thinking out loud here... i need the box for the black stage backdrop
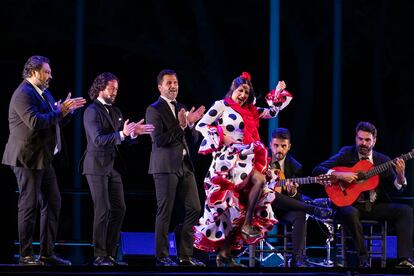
[0,0,413,263]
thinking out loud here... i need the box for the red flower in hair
[240,71,251,81]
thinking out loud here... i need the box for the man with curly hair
[83,72,154,266]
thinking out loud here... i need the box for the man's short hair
[22,55,50,79]
[355,121,377,138]
[157,69,177,85]
[271,127,291,141]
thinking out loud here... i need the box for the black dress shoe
[155,257,178,266]
[396,258,414,268]
[216,254,246,267]
[241,224,261,239]
[227,257,246,267]
[359,260,370,268]
[179,256,206,267]
[19,255,44,266]
[93,256,114,266]
[107,256,128,266]
[312,207,333,220]
[40,255,72,266]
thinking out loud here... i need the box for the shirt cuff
[394,178,407,190]
[119,131,125,141]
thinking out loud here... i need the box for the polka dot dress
[193,99,287,252]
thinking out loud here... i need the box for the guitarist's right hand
[332,171,358,183]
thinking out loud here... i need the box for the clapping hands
[122,119,154,137]
[177,105,206,129]
[57,92,87,117]
[178,109,187,128]
[133,119,155,135]
[187,105,206,124]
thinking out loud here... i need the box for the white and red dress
[194,92,292,252]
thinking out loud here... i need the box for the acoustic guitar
[325,149,414,207]
[269,169,333,193]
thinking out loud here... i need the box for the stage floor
[0,265,412,276]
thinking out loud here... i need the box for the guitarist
[312,121,413,268]
[270,128,332,267]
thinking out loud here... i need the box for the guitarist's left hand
[393,158,406,184]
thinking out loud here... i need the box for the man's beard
[275,152,285,161]
[104,96,116,105]
[357,145,371,155]
[37,78,50,90]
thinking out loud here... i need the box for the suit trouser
[337,202,413,260]
[85,168,126,257]
[273,193,309,256]
[153,158,201,258]
[11,165,61,257]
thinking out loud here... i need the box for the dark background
[1,0,413,263]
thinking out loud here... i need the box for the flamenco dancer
[194,72,292,267]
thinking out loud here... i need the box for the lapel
[25,80,52,112]
[95,99,119,131]
[285,154,301,177]
[372,151,381,166]
[158,97,178,123]
[283,156,291,177]
[158,97,190,151]
[352,147,360,163]
[42,90,56,111]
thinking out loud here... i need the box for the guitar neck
[366,151,414,178]
[277,176,318,187]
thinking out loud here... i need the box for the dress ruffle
[194,141,277,252]
[198,126,224,155]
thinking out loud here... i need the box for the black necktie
[274,161,281,170]
[42,92,61,153]
[171,101,179,119]
[272,161,282,174]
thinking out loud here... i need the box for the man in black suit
[269,128,332,267]
[145,69,206,266]
[313,121,413,268]
[83,72,154,266]
[2,55,86,265]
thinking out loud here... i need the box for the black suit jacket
[283,154,303,179]
[312,145,400,203]
[2,80,66,169]
[82,99,134,176]
[145,97,196,174]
